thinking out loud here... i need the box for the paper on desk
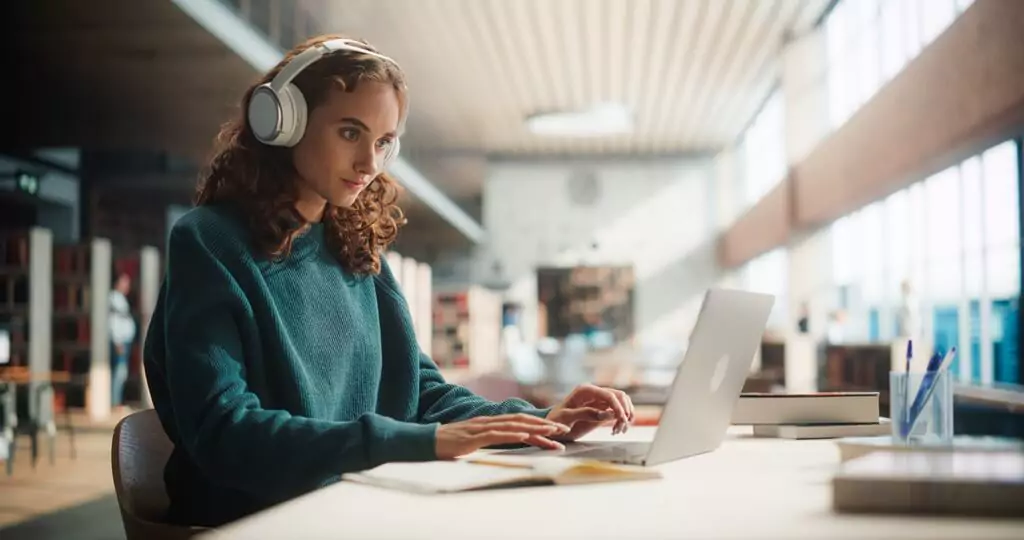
[342,455,654,494]
[343,460,544,494]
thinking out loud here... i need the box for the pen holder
[889,370,954,445]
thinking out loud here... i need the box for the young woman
[144,34,634,527]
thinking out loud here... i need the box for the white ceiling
[326,0,830,157]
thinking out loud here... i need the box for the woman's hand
[434,413,571,459]
[546,384,635,441]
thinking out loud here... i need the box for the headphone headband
[269,39,399,93]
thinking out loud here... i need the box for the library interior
[2,0,1024,538]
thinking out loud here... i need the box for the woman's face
[291,81,401,220]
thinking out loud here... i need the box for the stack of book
[732,392,891,439]
[832,448,1024,516]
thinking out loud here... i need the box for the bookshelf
[51,238,111,420]
[536,265,635,343]
[431,286,503,380]
[0,228,52,419]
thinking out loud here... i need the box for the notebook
[341,455,662,494]
[753,418,891,440]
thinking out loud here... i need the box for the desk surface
[203,427,1022,540]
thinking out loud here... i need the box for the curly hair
[194,34,407,275]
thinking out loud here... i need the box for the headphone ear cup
[277,83,308,147]
[248,84,282,144]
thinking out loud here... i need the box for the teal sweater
[144,205,547,527]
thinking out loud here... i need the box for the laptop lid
[642,288,774,466]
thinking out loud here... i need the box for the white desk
[202,427,1023,540]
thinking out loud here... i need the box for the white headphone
[247,39,403,169]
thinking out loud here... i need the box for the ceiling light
[525,103,633,137]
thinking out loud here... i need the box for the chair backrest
[111,409,207,540]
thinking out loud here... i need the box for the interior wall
[480,158,719,347]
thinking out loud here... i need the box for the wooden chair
[111,409,209,540]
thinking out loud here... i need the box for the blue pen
[902,340,913,433]
[903,347,956,438]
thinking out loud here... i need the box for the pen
[904,347,956,438]
[900,350,941,437]
[902,340,912,433]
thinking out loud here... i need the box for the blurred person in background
[108,272,135,411]
[896,279,920,339]
[144,34,634,527]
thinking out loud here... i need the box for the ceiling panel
[325,0,830,156]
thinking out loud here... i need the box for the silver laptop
[499,288,774,466]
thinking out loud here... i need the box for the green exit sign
[15,171,39,196]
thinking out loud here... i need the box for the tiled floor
[1,411,128,539]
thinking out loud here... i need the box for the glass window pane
[908,182,928,294]
[886,190,911,295]
[926,167,963,263]
[854,0,880,33]
[987,247,1021,299]
[921,0,956,45]
[965,253,984,297]
[833,216,854,285]
[982,141,1021,249]
[862,203,885,303]
[903,0,922,60]
[880,1,907,81]
[828,63,849,128]
[827,1,850,65]
[929,261,962,303]
[858,26,881,104]
[961,157,984,254]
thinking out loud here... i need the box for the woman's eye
[339,128,359,141]
[376,138,394,151]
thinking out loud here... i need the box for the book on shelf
[0,231,34,370]
[752,418,891,440]
[832,450,1024,517]
[731,392,879,425]
[342,455,661,494]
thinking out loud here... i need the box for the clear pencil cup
[889,370,954,445]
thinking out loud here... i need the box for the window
[921,0,957,45]
[746,248,789,327]
[741,90,785,207]
[826,0,969,131]
[880,1,907,82]
[829,139,1022,383]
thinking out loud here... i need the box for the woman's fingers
[466,421,569,436]
[472,413,569,431]
[555,407,615,424]
[523,433,565,451]
[579,385,629,431]
[471,430,531,448]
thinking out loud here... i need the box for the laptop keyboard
[567,443,650,462]
[497,442,650,463]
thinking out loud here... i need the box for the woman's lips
[343,178,368,189]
